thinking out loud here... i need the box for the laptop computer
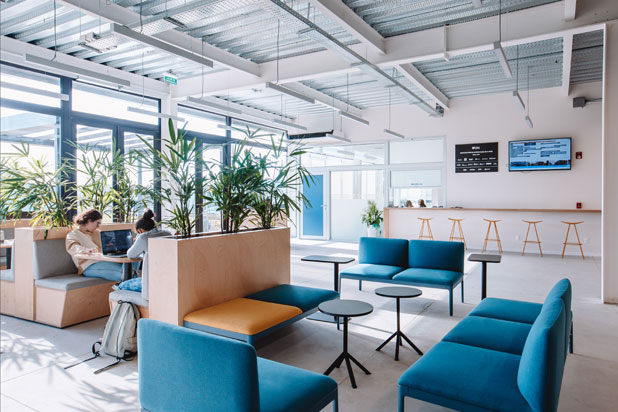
[100,229,133,257]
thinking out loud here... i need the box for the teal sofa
[398,279,572,412]
[339,238,465,315]
[139,319,338,412]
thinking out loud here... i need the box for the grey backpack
[64,300,140,374]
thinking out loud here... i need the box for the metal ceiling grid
[413,37,563,98]
[570,30,603,85]
[218,88,334,117]
[342,0,560,37]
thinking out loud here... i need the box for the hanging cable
[52,0,58,60]
[516,45,519,91]
[527,66,530,116]
[499,0,502,43]
[276,19,280,84]
[200,38,205,99]
[388,87,392,129]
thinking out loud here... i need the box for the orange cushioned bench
[183,284,339,345]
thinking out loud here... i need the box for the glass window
[72,82,158,125]
[177,105,226,135]
[202,146,222,233]
[392,188,442,208]
[1,108,59,172]
[302,144,385,167]
[331,170,384,241]
[124,131,155,211]
[391,169,442,187]
[389,139,444,164]
[0,64,62,108]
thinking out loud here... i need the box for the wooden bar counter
[384,207,601,256]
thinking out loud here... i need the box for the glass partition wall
[300,138,445,241]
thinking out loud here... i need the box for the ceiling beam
[174,1,616,99]
[396,63,449,109]
[562,33,574,96]
[57,0,260,76]
[565,0,577,21]
[307,0,386,55]
[284,82,364,117]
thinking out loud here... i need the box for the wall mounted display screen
[455,142,498,173]
[509,138,571,171]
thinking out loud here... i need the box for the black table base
[324,317,370,389]
[375,297,423,360]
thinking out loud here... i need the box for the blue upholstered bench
[184,284,339,345]
[340,238,465,315]
[139,319,338,412]
[398,279,572,412]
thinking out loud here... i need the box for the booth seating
[184,284,339,345]
[32,238,115,328]
[139,319,338,412]
[0,241,16,316]
[398,279,572,412]
[339,238,464,316]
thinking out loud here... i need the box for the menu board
[455,142,499,173]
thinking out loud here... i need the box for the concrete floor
[1,239,617,411]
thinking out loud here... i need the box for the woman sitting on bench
[66,209,129,282]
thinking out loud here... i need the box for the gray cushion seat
[1,269,14,282]
[109,289,148,307]
[35,274,113,291]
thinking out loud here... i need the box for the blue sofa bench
[139,319,338,412]
[339,238,465,315]
[184,284,339,345]
[398,278,572,412]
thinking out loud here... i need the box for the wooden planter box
[148,227,291,326]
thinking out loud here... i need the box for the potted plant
[361,200,383,237]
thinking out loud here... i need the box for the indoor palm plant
[361,200,383,237]
[71,143,116,219]
[134,119,204,237]
[0,142,75,232]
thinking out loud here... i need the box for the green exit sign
[164,75,177,85]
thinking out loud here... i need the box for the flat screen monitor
[509,138,571,171]
[100,229,133,254]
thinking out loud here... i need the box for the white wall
[301,82,603,210]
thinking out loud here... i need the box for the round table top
[375,286,423,299]
[318,299,373,317]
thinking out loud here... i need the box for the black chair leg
[449,289,453,316]
[570,322,574,354]
[358,280,362,290]
[461,279,464,303]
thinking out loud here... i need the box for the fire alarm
[575,152,582,159]
[576,202,582,209]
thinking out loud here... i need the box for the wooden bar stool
[522,220,543,257]
[482,219,502,254]
[448,218,466,249]
[418,218,434,240]
[561,221,585,259]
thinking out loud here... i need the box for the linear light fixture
[112,24,214,68]
[325,133,350,143]
[127,106,186,122]
[513,91,525,111]
[265,82,315,105]
[339,111,370,126]
[384,129,406,139]
[1,81,69,101]
[186,97,242,114]
[524,115,533,129]
[493,42,512,78]
[25,54,131,87]
[273,118,308,131]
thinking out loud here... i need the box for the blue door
[302,174,324,237]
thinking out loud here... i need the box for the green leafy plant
[0,142,75,230]
[71,143,116,219]
[249,133,312,230]
[361,200,383,228]
[113,149,154,223]
[134,119,203,237]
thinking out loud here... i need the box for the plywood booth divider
[148,227,291,326]
[5,224,136,327]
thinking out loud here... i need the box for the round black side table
[318,299,373,389]
[375,287,424,360]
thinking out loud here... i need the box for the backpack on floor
[64,300,140,374]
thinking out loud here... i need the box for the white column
[602,22,618,304]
